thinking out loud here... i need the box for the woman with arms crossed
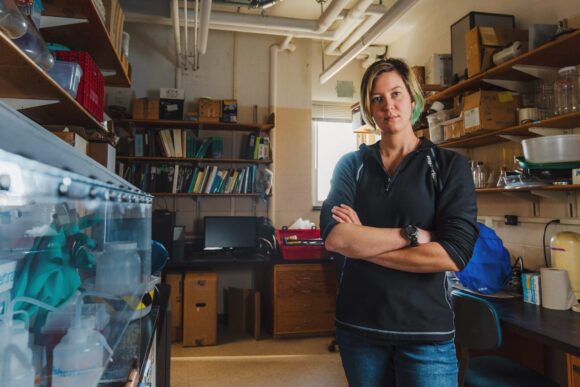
[320,58,478,387]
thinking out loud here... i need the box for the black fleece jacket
[320,139,478,343]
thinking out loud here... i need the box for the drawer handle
[573,365,580,373]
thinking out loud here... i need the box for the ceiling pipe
[199,0,212,54]
[324,0,375,55]
[316,0,350,33]
[270,36,296,114]
[320,0,419,84]
[338,13,379,53]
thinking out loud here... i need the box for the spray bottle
[0,296,56,387]
[51,293,112,387]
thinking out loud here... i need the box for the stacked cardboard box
[166,273,184,342]
[462,90,516,135]
[466,26,528,77]
[102,0,125,58]
[183,271,217,346]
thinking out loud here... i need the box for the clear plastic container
[95,242,142,297]
[0,319,35,387]
[535,81,554,119]
[426,109,452,144]
[47,61,83,98]
[0,0,27,39]
[554,66,578,115]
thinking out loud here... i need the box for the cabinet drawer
[568,354,580,387]
[277,292,335,313]
[275,310,335,334]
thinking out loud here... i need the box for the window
[312,102,357,207]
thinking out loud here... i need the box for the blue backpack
[456,223,512,294]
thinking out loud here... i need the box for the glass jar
[554,66,578,115]
[535,81,554,119]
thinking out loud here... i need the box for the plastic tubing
[3,296,57,326]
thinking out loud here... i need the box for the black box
[451,12,515,81]
[153,210,176,258]
[159,98,184,120]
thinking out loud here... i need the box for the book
[173,129,183,157]
[134,133,144,157]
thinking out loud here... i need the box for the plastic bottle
[51,298,107,387]
[0,0,27,39]
[96,241,142,297]
[0,319,34,387]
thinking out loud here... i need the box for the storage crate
[275,228,326,260]
[54,51,104,121]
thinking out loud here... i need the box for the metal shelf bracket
[40,16,88,29]
[0,98,59,110]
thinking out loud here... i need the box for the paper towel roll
[540,268,577,310]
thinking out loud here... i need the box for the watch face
[405,225,417,235]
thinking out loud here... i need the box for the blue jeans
[336,327,458,387]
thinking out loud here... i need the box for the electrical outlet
[504,215,519,226]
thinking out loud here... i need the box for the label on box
[166,103,178,112]
[160,88,185,100]
[573,168,580,185]
[0,260,17,293]
[498,92,514,103]
[464,107,480,129]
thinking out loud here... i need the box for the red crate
[54,51,104,121]
[275,228,326,260]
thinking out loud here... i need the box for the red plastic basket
[275,228,326,260]
[54,51,104,121]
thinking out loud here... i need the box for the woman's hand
[331,204,362,225]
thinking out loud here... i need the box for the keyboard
[188,249,235,260]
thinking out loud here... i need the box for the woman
[320,58,478,387]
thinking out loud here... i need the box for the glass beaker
[554,66,578,115]
[535,81,554,119]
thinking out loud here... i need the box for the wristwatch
[403,225,419,247]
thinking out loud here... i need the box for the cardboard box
[462,91,516,134]
[183,271,217,346]
[53,132,88,154]
[166,273,183,342]
[87,142,116,172]
[442,115,464,141]
[227,287,250,334]
[466,27,528,77]
[522,272,541,305]
[198,98,221,123]
[425,53,452,86]
[132,97,147,119]
[221,99,238,123]
[146,98,159,120]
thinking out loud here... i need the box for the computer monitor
[203,216,257,250]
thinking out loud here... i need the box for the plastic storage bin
[427,109,453,144]
[54,51,104,121]
[275,228,326,260]
[47,60,83,98]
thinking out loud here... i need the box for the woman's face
[370,70,414,136]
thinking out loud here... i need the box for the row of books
[246,132,271,160]
[118,162,261,194]
[130,129,222,158]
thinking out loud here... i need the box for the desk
[486,297,580,385]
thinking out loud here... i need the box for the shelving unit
[118,156,272,164]
[439,111,580,148]
[426,29,580,103]
[42,0,131,87]
[476,184,580,194]
[152,192,263,197]
[116,118,275,132]
[0,0,131,133]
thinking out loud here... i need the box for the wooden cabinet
[272,263,336,338]
[569,354,580,387]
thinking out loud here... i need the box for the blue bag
[456,223,512,294]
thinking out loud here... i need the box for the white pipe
[182,0,189,65]
[208,23,335,40]
[171,0,183,83]
[199,0,212,55]
[324,0,375,55]
[316,0,350,33]
[339,14,380,53]
[269,37,296,114]
[320,0,419,84]
[211,11,318,33]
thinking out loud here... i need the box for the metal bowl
[521,134,580,164]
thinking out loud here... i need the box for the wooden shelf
[115,119,275,132]
[477,184,580,193]
[427,29,580,103]
[0,32,107,133]
[152,192,263,197]
[41,0,131,87]
[117,156,272,164]
[439,111,580,148]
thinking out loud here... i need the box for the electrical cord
[543,219,560,267]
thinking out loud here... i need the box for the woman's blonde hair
[360,58,424,129]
